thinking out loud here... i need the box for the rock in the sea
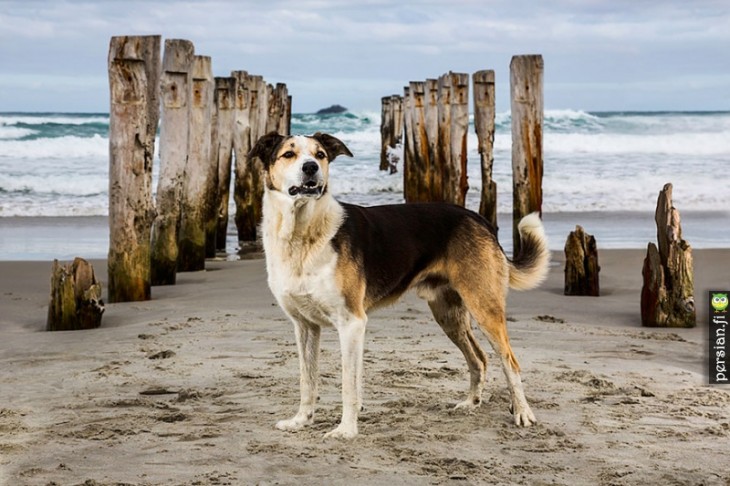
[316,104,348,115]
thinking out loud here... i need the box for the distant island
[316,104,348,115]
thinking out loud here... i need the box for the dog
[250,131,550,439]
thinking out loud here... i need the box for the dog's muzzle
[288,160,324,197]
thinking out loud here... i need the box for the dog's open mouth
[288,180,323,197]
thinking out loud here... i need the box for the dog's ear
[249,131,285,168]
[312,132,353,161]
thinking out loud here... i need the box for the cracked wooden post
[473,70,497,230]
[402,86,418,202]
[380,96,393,171]
[424,79,440,199]
[641,183,696,327]
[511,55,544,254]
[448,72,469,206]
[178,55,214,272]
[47,258,105,331]
[274,83,290,136]
[107,35,161,302]
[231,71,252,244]
[213,76,236,252]
[151,39,194,285]
[436,74,451,203]
[236,75,266,242]
[564,225,600,296]
[409,81,430,201]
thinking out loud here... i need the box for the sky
[1,0,729,114]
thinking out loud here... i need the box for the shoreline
[1,250,729,484]
[1,209,728,261]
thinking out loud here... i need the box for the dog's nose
[302,161,319,176]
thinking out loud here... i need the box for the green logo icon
[711,293,729,312]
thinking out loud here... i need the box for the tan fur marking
[335,243,367,320]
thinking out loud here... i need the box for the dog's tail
[508,213,551,290]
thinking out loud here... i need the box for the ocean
[0,110,729,260]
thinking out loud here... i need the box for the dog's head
[250,132,353,199]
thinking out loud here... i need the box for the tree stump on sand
[641,183,696,327]
[564,225,600,296]
[47,258,105,331]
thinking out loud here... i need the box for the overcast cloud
[1,0,728,113]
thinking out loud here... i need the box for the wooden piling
[107,35,161,302]
[564,225,600,296]
[424,79,440,199]
[409,81,431,201]
[447,72,469,206]
[231,71,252,244]
[47,258,104,331]
[213,77,236,252]
[641,183,696,327]
[435,74,451,204]
[380,96,393,172]
[178,55,214,272]
[235,75,266,242]
[402,86,418,202]
[510,55,544,254]
[380,95,403,174]
[473,70,497,230]
[150,39,194,285]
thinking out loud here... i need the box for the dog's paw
[510,403,536,427]
[454,396,482,411]
[275,413,313,432]
[323,423,358,440]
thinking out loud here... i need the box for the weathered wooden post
[409,81,431,201]
[235,75,267,242]
[448,72,469,206]
[151,39,194,285]
[213,77,236,252]
[564,225,600,296]
[424,79,440,199]
[178,55,214,271]
[231,71,252,244]
[436,74,452,203]
[641,183,696,327]
[107,35,161,302]
[402,86,418,202]
[380,96,393,172]
[47,258,104,331]
[380,95,403,174]
[275,83,291,135]
[511,55,544,254]
[473,70,497,230]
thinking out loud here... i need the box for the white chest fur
[262,190,347,327]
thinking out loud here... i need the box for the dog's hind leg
[458,288,536,427]
[276,318,321,432]
[425,286,489,410]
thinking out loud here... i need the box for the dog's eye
[282,151,295,159]
[315,151,326,159]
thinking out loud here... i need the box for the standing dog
[251,131,550,439]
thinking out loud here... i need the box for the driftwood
[510,55,544,254]
[641,183,696,327]
[213,77,236,252]
[472,70,497,231]
[151,39,194,286]
[178,55,214,272]
[107,35,161,302]
[47,258,104,331]
[564,225,600,296]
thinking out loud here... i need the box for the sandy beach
[1,249,729,485]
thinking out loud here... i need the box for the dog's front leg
[324,317,366,440]
[276,319,321,432]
